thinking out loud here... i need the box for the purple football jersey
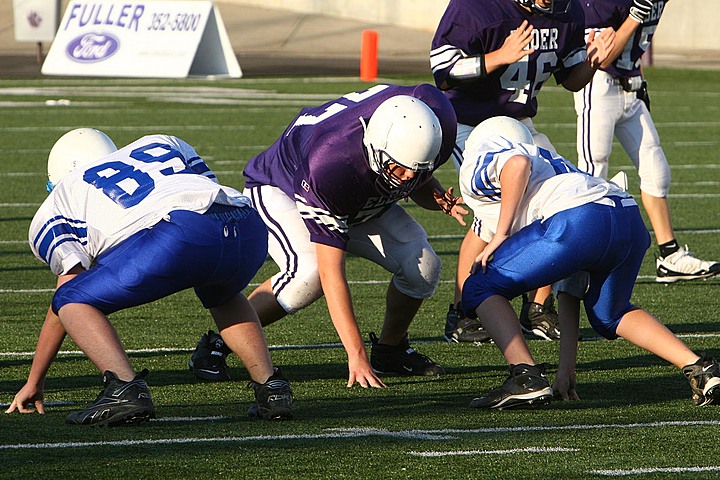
[581,0,668,78]
[431,0,587,126]
[243,83,457,249]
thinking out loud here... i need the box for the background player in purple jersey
[574,0,719,283]
[459,117,720,409]
[430,0,616,343]
[191,84,467,389]
[6,129,293,426]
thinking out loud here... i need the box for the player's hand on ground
[498,20,535,64]
[5,383,46,414]
[552,370,580,401]
[346,358,386,388]
[586,27,616,68]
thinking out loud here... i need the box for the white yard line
[591,466,720,476]
[0,420,717,452]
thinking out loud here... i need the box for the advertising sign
[41,1,242,78]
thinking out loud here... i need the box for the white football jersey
[30,134,250,275]
[459,136,627,243]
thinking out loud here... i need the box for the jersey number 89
[83,142,192,208]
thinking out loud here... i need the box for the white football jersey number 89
[83,142,192,209]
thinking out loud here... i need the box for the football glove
[629,0,653,23]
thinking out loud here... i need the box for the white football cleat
[656,245,720,283]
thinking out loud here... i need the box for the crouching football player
[6,129,293,425]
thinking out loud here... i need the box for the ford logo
[66,32,119,62]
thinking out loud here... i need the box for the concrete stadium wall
[224,0,720,52]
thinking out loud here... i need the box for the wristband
[448,55,488,84]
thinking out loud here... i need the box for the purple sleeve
[244,83,456,249]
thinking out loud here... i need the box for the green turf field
[1,69,719,479]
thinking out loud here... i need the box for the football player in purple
[574,0,719,283]
[189,84,466,389]
[431,0,617,344]
[6,129,293,426]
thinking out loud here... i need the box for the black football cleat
[189,330,232,382]
[683,355,720,406]
[470,363,553,410]
[519,294,561,341]
[65,370,155,427]
[445,303,492,344]
[247,367,293,420]
[369,332,445,376]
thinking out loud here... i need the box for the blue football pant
[462,199,650,339]
[52,206,268,314]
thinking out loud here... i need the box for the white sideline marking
[592,466,720,476]
[1,332,719,358]
[1,420,716,451]
[0,289,55,293]
[331,420,720,436]
[0,430,453,451]
[4,270,720,295]
[0,401,74,408]
[408,446,579,457]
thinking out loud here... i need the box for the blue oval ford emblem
[66,32,119,63]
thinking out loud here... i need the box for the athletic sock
[659,239,680,258]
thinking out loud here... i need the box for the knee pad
[273,267,323,314]
[392,247,442,299]
[638,146,671,197]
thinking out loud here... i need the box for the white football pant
[245,185,442,314]
[575,70,670,198]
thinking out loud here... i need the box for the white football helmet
[362,95,442,194]
[46,128,117,192]
[465,116,534,154]
[514,0,572,15]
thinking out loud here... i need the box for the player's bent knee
[393,248,442,299]
[274,270,323,314]
[638,151,671,198]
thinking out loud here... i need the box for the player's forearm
[601,18,642,68]
[316,244,369,363]
[562,61,598,92]
[324,284,368,363]
[26,307,67,386]
[484,49,515,75]
[411,176,444,210]
[496,155,530,235]
[556,293,580,372]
